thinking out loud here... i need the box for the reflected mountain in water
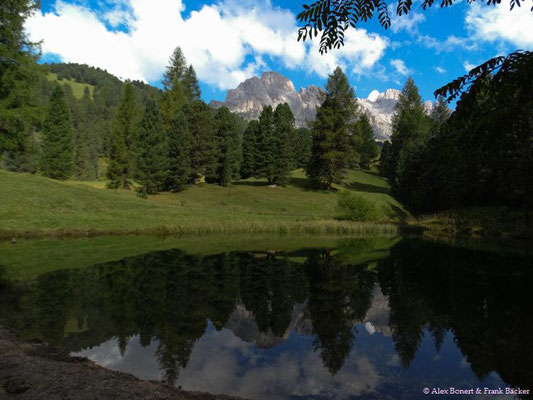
[1,238,531,399]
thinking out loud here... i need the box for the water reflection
[0,238,531,399]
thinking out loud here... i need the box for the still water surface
[1,238,532,399]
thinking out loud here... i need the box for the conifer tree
[40,85,73,180]
[355,114,379,169]
[306,96,349,189]
[0,0,42,172]
[379,140,392,178]
[161,47,188,130]
[162,47,188,91]
[183,100,216,183]
[182,66,201,102]
[290,127,312,169]
[272,103,295,184]
[255,106,276,184]
[241,120,260,178]
[430,96,452,135]
[210,107,239,186]
[107,84,139,189]
[73,87,98,180]
[165,111,192,192]
[389,77,431,199]
[135,98,168,195]
[324,67,358,120]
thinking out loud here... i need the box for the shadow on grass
[391,204,409,222]
[363,170,383,178]
[288,177,316,191]
[345,181,390,194]
[232,181,269,187]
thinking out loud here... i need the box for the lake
[0,236,531,399]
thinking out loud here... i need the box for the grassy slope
[0,168,406,237]
[46,73,94,99]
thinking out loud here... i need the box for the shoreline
[0,325,248,400]
[0,220,400,239]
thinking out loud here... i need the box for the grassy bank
[0,169,406,238]
[409,206,532,244]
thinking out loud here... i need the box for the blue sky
[27,0,533,103]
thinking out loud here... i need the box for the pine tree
[165,112,192,192]
[389,77,431,200]
[135,98,168,195]
[272,103,295,184]
[0,0,42,172]
[74,87,98,180]
[210,107,239,186]
[255,106,276,184]
[162,47,188,91]
[182,66,201,102]
[355,114,379,169]
[107,84,139,189]
[379,140,392,178]
[324,67,358,120]
[241,120,259,178]
[161,47,188,130]
[430,96,452,135]
[291,128,313,169]
[183,100,216,183]
[40,85,73,180]
[323,67,360,170]
[306,96,350,189]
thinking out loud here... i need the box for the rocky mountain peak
[210,71,432,140]
[210,71,323,127]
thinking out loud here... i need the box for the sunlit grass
[0,168,407,238]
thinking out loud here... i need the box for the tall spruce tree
[355,114,379,169]
[73,87,98,180]
[162,47,188,91]
[182,66,201,102]
[165,111,192,192]
[210,107,240,186]
[272,103,295,184]
[306,96,350,189]
[389,77,431,200]
[430,96,452,135]
[255,106,276,184]
[183,100,217,183]
[291,127,313,169]
[40,85,73,180]
[0,0,42,171]
[241,120,260,178]
[161,47,188,130]
[107,84,139,189]
[135,98,168,195]
[379,140,392,178]
[324,67,358,120]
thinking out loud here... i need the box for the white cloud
[390,59,411,76]
[25,0,388,90]
[435,66,446,74]
[306,29,389,78]
[463,61,476,72]
[419,34,476,53]
[466,2,533,48]
[390,11,426,34]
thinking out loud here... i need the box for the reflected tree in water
[305,249,376,374]
[1,240,532,392]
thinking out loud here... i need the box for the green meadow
[0,168,406,238]
[46,72,95,99]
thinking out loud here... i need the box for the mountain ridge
[210,71,433,140]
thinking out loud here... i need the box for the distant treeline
[1,0,381,196]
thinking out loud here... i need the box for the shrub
[336,191,378,221]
